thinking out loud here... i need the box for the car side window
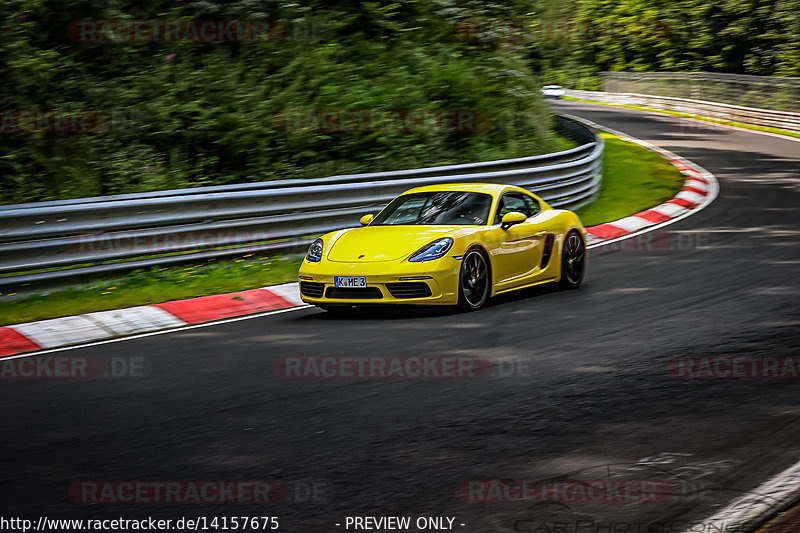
[494,193,540,224]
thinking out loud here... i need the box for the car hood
[326,226,462,263]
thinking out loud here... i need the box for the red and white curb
[0,124,718,358]
[586,161,715,245]
[0,283,306,357]
[563,116,720,248]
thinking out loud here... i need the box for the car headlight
[306,238,324,262]
[409,237,453,262]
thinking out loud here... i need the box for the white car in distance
[541,85,566,98]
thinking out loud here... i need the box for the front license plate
[334,276,367,288]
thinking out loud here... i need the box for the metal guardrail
[601,71,800,113]
[0,114,603,289]
[566,89,800,134]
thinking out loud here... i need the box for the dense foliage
[0,0,561,204]
[1,0,798,204]
[526,0,800,88]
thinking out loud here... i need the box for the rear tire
[458,248,491,311]
[559,229,586,289]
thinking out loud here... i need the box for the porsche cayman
[298,183,587,311]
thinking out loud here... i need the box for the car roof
[402,183,532,197]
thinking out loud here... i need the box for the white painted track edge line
[682,461,800,532]
[12,105,794,532]
[567,110,800,533]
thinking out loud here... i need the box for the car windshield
[372,191,493,226]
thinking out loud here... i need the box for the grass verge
[0,255,303,326]
[564,96,800,140]
[0,132,682,326]
[575,132,685,227]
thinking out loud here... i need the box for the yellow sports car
[298,183,586,311]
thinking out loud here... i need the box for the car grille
[386,282,432,299]
[325,287,383,299]
[300,281,325,298]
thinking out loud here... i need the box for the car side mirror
[501,211,526,230]
[360,214,375,226]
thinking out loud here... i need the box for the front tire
[559,229,586,289]
[458,249,491,310]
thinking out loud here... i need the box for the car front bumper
[298,256,461,306]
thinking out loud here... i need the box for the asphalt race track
[1,101,799,532]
